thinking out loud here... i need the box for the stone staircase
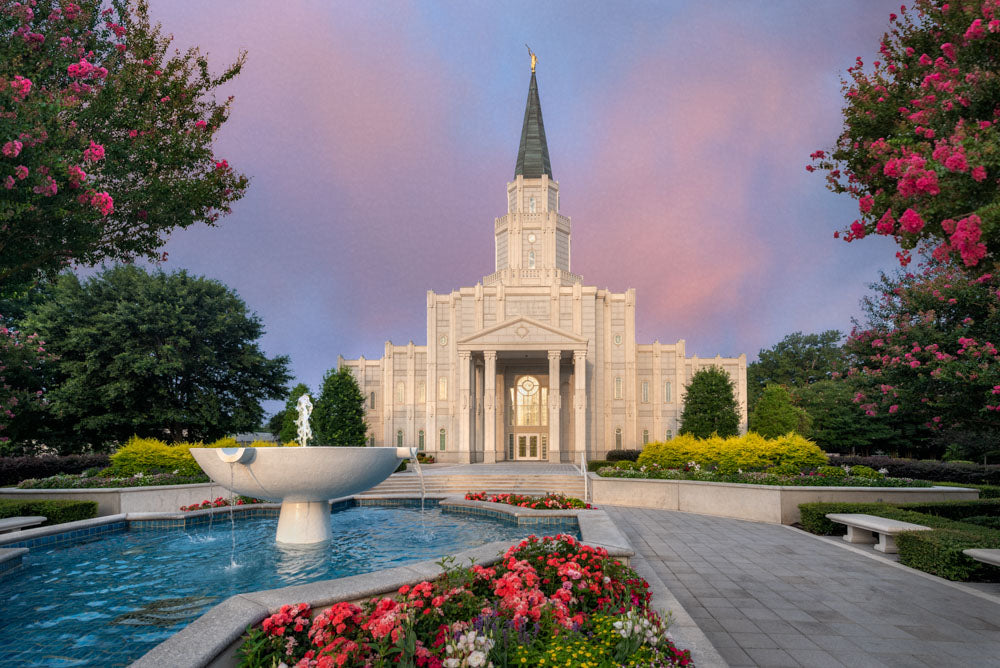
[359,471,587,499]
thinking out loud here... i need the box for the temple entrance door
[507,374,549,461]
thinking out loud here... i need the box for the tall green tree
[1,0,248,295]
[679,367,740,439]
[749,384,811,439]
[747,330,844,412]
[312,367,367,446]
[275,383,311,444]
[18,266,289,451]
[792,380,908,455]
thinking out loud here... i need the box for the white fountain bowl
[190,446,406,544]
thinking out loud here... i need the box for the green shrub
[0,499,97,525]
[614,460,638,470]
[817,465,847,479]
[768,462,802,476]
[395,460,407,472]
[799,500,1000,535]
[637,432,826,473]
[896,528,1000,581]
[105,437,204,476]
[587,460,612,472]
[849,465,883,479]
[962,515,1000,529]
[934,483,1000,499]
[606,449,641,462]
[0,454,110,486]
[900,499,1000,521]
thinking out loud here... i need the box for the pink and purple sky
[145,1,903,412]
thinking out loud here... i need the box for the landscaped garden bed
[799,499,1000,581]
[17,471,210,489]
[464,492,592,510]
[236,534,692,667]
[179,495,265,511]
[0,498,97,525]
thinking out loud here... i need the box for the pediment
[458,316,587,351]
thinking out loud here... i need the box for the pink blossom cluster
[82,141,105,162]
[8,75,32,101]
[89,191,114,216]
[2,140,22,158]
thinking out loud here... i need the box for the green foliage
[0,0,249,295]
[587,459,613,472]
[0,499,97,525]
[394,459,407,473]
[896,529,1000,581]
[0,454,109,486]
[17,471,208,488]
[792,379,907,454]
[962,515,1000,529]
[277,383,311,445]
[312,367,367,447]
[17,266,290,451]
[637,432,827,474]
[748,331,844,411]
[749,384,811,438]
[104,435,252,477]
[606,449,641,462]
[848,465,883,479]
[941,483,1000,499]
[679,366,740,438]
[817,465,847,479]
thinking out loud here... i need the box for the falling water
[226,463,240,570]
[410,449,426,514]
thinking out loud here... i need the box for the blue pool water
[0,503,578,667]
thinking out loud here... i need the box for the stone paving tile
[605,505,1000,668]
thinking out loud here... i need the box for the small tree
[0,316,57,455]
[312,367,367,447]
[792,379,908,455]
[679,367,740,439]
[747,331,844,412]
[276,383,311,444]
[749,384,811,439]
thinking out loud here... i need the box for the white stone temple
[339,65,747,464]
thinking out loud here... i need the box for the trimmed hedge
[638,432,827,473]
[935,483,1000,499]
[896,528,1000,581]
[606,449,642,462]
[587,460,612,472]
[0,454,110,487]
[798,500,1000,581]
[0,499,98,525]
[829,455,1000,485]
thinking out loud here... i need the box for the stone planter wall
[0,483,231,516]
[588,474,980,524]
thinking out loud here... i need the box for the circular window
[527,233,536,243]
[518,376,538,396]
[439,335,448,346]
[614,334,623,346]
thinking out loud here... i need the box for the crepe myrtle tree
[0,0,248,295]
[810,0,1000,272]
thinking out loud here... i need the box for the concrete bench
[0,516,46,534]
[826,513,931,554]
[963,549,1000,567]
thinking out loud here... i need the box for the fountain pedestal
[190,446,412,545]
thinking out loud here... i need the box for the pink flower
[944,152,968,172]
[194,120,208,130]
[898,208,924,234]
[15,165,28,180]
[859,195,874,213]
[83,141,105,162]
[2,140,23,158]
[90,191,114,216]
[876,209,896,235]
[67,58,95,79]
[971,166,987,182]
[9,75,32,101]
[965,18,985,41]
[215,159,229,172]
[3,176,13,190]
[32,176,57,197]
[940,42,957,61]
[68,165,86,187]
[889,405,899,414]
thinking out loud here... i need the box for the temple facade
[339,67,747,464]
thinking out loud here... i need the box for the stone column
[484,351,497,464]
[459,351,472,463]
[574,350,587,461]
[548,350,562,462]
[474,360,484,461]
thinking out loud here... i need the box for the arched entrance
[507,374,548,460]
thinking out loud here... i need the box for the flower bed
[237,535,692,667]
[464,492,592,510]
[16,471,210,489]
[597,462,931,488]
[179,495,264,511]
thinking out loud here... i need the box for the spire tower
[514,71,552,179]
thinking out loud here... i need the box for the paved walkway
[604,506,1000,668]
[413,462,582,476]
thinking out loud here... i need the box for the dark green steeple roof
[514,72,552,179]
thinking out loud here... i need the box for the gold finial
[526,44,537,73]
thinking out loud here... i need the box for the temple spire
[514,54,552,179]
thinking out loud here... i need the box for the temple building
[339,63,747,463]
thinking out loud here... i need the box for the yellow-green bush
[105,437,298,477]
[637,433,827,473]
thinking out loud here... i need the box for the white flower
[467,650,486,667]
[879,468,889,474]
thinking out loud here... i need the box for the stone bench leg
[842,526,877,545]
[875,533,899,554]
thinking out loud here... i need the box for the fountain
[190,394,414,544]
